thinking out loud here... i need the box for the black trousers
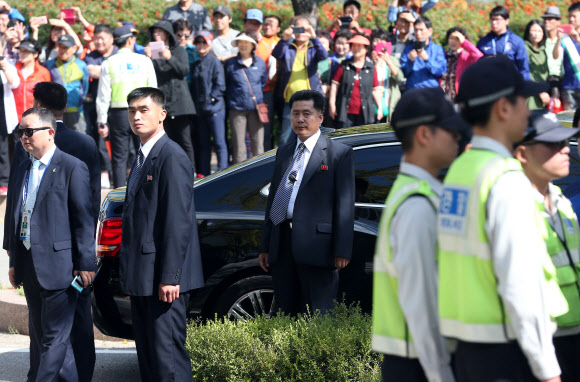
[165,115,195,166]
[70,287,95,382]
[0,132,9,186]
[21,246,78,382]
[131,293,192,382]
[108,108,136,188]
[454,341,536,382]
[381,354,428,382]
[270,221,339,316]
[84,101,112,172]
[554,333,580,382]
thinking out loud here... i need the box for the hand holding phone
[150,41,165,59]
[374,42,392,55]
[61,8,76,25]
[30,16,48,27]
[292,26,305,34]
[560,24,573,34]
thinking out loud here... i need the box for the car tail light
[97,218,123,257]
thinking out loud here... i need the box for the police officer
[514,110,580,382]
[437,55,564,382]
[96,25,157,188]
[372,87,469,381]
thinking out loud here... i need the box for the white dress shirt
[139,130,166,160]
[287,129,321,219]
[22,143,57,208]
[390,162,455,382]
[473,136,560,380]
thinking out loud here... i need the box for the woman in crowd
[146,20,197,165]
[387,0,439,23]
[524,19,551,110]
[370,29,404,122]
[172,18,199,87]
[224,31,267,164]
[12,38,51,121]
[190,31,227,177]
[330,29,353,79]
[441,26,483,101]
[329,34,379,129]
[35,17,82,64]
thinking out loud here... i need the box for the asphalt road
[0,349,140,382]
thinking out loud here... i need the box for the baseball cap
[542,6,561,19]
[348,35,370,45]
[516,110,580,145]
[56,34,75,48]
[194,30,213,44]
[392,87,471,135]
[117,21,139,34]
[18,40,39,53]
[113,25,134,40]
[213,5,232,18]
[456,55,548,108]
[245,9,263,24]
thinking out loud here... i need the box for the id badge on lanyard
[19,211,31,240]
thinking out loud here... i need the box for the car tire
[213,275,275,320]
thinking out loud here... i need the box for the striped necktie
[269,143,305,225]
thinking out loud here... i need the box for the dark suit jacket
[260,133,355,268]
[119,134,204,296]
[7,147,97,290]
[4,122,100,249]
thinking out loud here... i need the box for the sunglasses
[16,127,52,138]
[525,139,569,150]
[176,33,191,39]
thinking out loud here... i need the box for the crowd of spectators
[0,0,578,192]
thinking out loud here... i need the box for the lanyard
[23,154,54,207]
[491,33,510,55]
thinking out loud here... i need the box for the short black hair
[333,28,353,43]
[490,6,509,20]
[172,19,192,34]
[460,93,518,126]
[414,16,432,29]
[445,26,468,43]
[396,125,437,152]
[523,20,546,45]
[289,90,325,114]
[264,15,281,27]
[21,107,57,131]
[316,29,333,50]
[344,0,361,11]
[33,82,67,112]
[570,2,580,13]
[371,28,389,43]
[7,18,23,29]
[127,87,166,109]
[94,24,113,36]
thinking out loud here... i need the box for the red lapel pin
[321,165,328,171]
[147,175,153,181]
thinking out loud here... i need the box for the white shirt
[2,61,19,134]
[287,129,321,219]
[473,135,560,380]
[23,143,57,205]
[390,162,455,382]
[139,130,166,160]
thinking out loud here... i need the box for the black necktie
[128,149,144,190]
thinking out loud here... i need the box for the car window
[354,143,402,205]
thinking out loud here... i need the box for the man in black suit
[7,108,96,381]
[5,82,100,382]
[259,90,355,315]
[120,87,203,382]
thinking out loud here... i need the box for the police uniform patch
[563,218,576,236]
[438,186,470,236]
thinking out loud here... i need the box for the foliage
[185,302,382,381]
[19,0,576,48]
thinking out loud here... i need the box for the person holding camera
[326,0,372,38]
[400,16,446,90]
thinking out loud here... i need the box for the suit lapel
[34,148,62,207]
[12,158,31,230]
[298,135,328,194]
[126,134,169,200]
[273,139,297,189]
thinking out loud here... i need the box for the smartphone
[0,55,5,61]
[414,40,426,51]
[292,26,305,34]
[61,8,76,25]
[339,16,352,29]
[374,42,392,55]
[560,24,573,34]
[30,16,48,26]
[71,261,102,293]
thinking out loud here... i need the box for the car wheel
[214,275,275,320]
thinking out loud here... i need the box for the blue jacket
[45,57,89,112]
[190,54,225,116]
[477,29,530,80]
[272,37,328,101]
[224,54,267,111]
[400,39,446,89]
[562,37,580,90]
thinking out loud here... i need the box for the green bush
[185,302,382,381]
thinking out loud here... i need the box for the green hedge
[186,302,382,381]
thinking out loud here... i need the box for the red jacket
[452,39,483,93]
[13,61,51,120]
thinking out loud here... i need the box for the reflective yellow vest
[372,173,438,357]
[537,188,580,327]
[105,50,155,109]
[437,149,567,343]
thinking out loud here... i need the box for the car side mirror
[260,183,270,197]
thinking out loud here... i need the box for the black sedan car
[92,125,580,339]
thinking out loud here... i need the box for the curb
[0,289,125,342]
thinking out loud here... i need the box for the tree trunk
[291,0,319,29]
